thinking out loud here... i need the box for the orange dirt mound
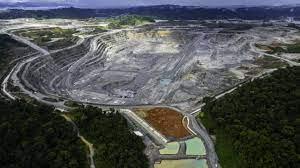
[144,107,191,139]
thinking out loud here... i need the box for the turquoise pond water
[154,159,208,168]
[159,142,180,154]
[185,137,206,155]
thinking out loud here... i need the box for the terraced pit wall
[17,38,91,97]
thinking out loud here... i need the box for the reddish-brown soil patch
[143,107,191,139]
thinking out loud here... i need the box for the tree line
[0,99,87,168]
[0,99,149,168]
[71,106,149,168]
[200,66,299,168]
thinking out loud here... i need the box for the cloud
[0,0,299,7]
[0,0,78,2]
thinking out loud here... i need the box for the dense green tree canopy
[71,106,149,168]
[0,99,148,168]
[107,15,155,29]
[201,66,300,168]
[0,99,87,168]
[0,34,29,77]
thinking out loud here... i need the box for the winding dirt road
[61,114,96,168]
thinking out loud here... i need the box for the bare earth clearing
[135,107,191,139]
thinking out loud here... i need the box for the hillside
[199,66,300,168]
[0,99,149,168]
[1,5,300,20]
[0,99,87,168]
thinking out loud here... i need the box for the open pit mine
[3,19,297,112]
[1,18,299,168]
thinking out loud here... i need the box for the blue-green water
[159,142,180,155]
[185,137,206,155]
[154,159,208,168]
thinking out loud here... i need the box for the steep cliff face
[112,30,182,55]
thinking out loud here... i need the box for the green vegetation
[80,26,108,35]
[254,55,288,69]
[0,34,22,71]
[0,34,24,48]
[286,43,300,53]
[18,28,77,42]
[199,112,245,168]
[107,15,155,29]
[16,28,78,50]
[0,34,35,98]
[0,98,149,168]
[199,66,299,168]
[255,43,285,54]
[0,34,33,81]
[92,26,108,34]
[70,106,149,168]
[0,34,25,60]
[214,130,244,168]
[256,42,300,54]
[64,100,82,108]
[0,99,87,168]
[42,97,61,102]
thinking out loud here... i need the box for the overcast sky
[1,0,299,8]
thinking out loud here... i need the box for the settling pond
[154,159,208,168]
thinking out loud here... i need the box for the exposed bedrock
[18,28,261,110]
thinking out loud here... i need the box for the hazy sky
[1,0,299,7]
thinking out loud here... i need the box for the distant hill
[0,5,300,20]
[0,2,72,10]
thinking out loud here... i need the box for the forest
[14,28,78,50]
[0,34,31,80]
[0,99,87,168]
[70,106,149,168]
[199,66,300,168]
[0,99,149,168]
[1,6,300,20]
[107,15,155,29]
